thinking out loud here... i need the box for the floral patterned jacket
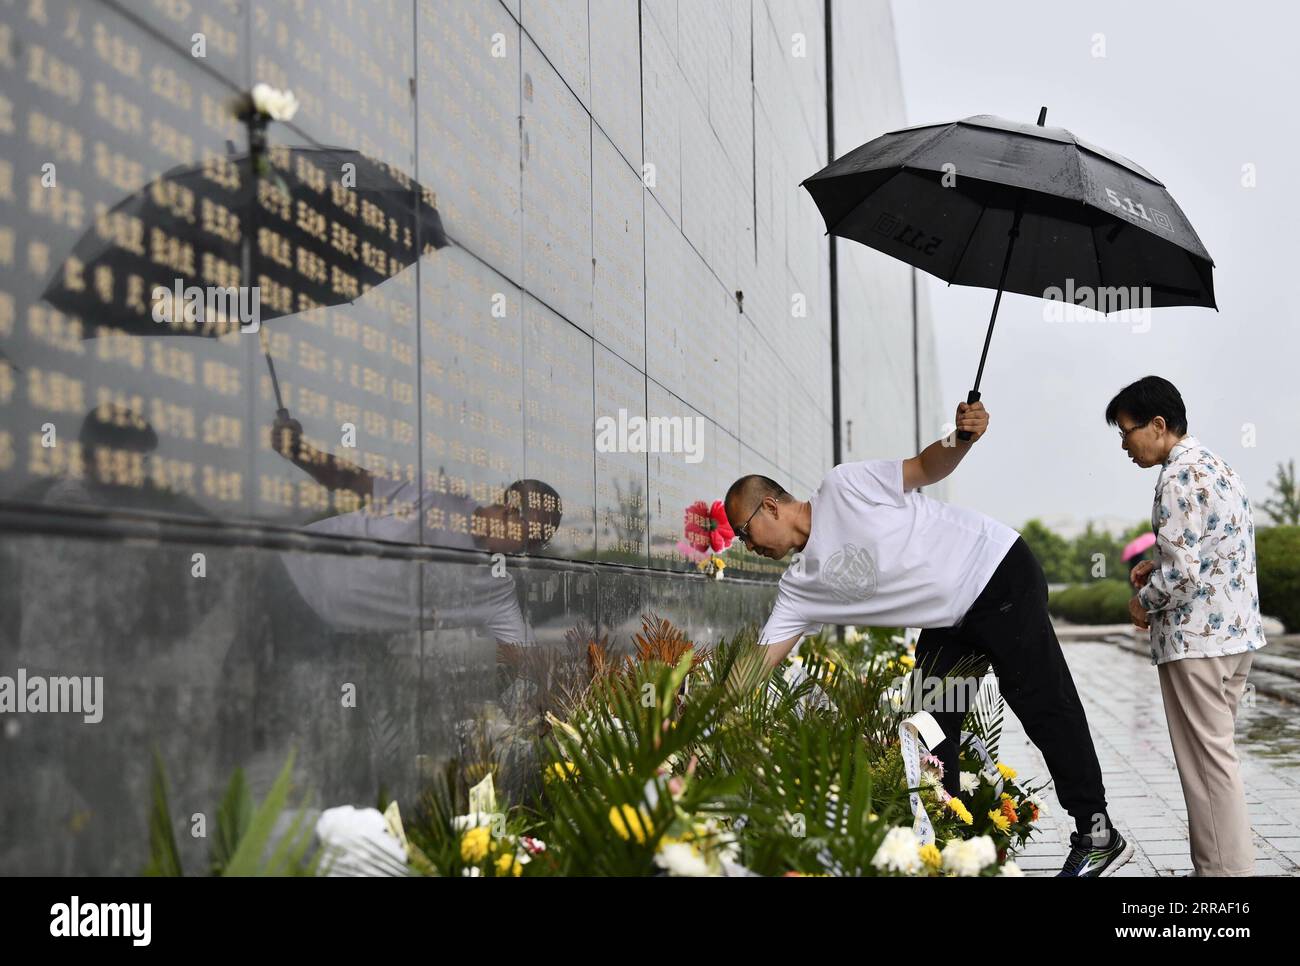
[1137,435,1267,665]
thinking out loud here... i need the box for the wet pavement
[997,641,1300,877]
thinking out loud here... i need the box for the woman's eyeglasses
[1117,420,1149,442]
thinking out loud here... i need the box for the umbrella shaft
[971,193,1026,393]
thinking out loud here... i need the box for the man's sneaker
[1055,829,1134,877]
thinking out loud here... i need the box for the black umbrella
[42,111,447,416]
[801,107,1216,438]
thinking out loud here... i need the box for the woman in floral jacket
[1106,375,1267,877]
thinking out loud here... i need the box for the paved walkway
[998,641,1300,877]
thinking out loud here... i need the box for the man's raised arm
[902,399,989,491]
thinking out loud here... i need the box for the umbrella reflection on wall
[41,82,448,421]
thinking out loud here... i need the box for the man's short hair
[1104,375,1188,435]
[725,474,792,521]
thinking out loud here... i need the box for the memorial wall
[0,0,939,872]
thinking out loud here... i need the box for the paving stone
[993,640,1300,877]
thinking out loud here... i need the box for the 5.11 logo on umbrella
[1103,187,1175,232]
[873,212,944,256]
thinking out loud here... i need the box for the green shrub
[1047,579,1132,625]
[1257,526,1300,632]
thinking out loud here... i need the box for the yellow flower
[946,798,973,825]
[987,809,1011,832]
[460,825,492,864]
[548,760,577,781]
[919,843,942,869]
[495,852,523,876]
[899,653,915,669]
[713,556,726,570]
[996,762,1017,781]
[609,804,654,843]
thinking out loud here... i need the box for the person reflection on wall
[32,403,210,519]
[268,411,562,647]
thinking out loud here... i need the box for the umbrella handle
[956,390,981,441]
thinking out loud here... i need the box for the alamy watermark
[882,670,987,714]
[0,669,103,723]
[595,408,704,464]
[152,279,262,333]
[50,896,150,946]
[1041,279,1153,333]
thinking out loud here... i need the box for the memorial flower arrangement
[142,618,1043,877]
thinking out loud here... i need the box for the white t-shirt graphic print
[758,459,1019,643]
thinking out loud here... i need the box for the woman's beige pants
[1157,651,1256,876]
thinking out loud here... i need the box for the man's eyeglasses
[1117,420,1149,442]
[735,498,764,544]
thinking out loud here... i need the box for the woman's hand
[1130,560,1155,588]
[1128,596,1150,630]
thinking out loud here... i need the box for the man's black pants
[914,536,1111,836]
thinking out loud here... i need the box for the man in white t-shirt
[724,399,1131,877]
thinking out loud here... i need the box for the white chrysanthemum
[654,842,712,876]
[940,839,983,877]
[999,860,1024,877]
[872,826,923,874]
[968,835,997,869]
[315,805,408,876]
[251,82,299,121]
[920,771,943,790]
[959,771,980,794]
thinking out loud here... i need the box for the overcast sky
[889,0,1300,533]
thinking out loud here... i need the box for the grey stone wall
[0,0,939,873]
